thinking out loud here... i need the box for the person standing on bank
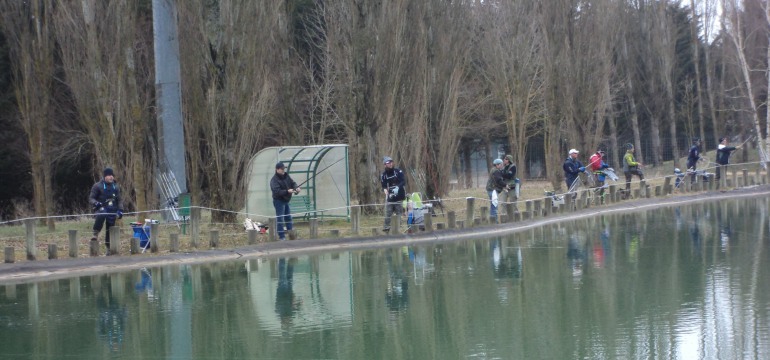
[622,143,644,192]
[381,156,406,233]
[499,154,517,212]
[89,167,123,252]
[486,158,506,220]
[715,137,740,181]
[271,162,300,241]
[589,149,611,196]
[563,149,586,191]
[687,138,702,184]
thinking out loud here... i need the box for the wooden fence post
[170,233,179,252]
[90,238,99,257]
[48,244,57,260]
[209,230,219,248]
[190,207,200,248]
[466,198,475,227]
[108,226,120,256]
[5,247,15,263]
[130,237,139,254]
[68,230,78,258]
[310,218,319,239]
[447,211,456,229]
[351,207,360,235]
[248,229,257,245]
[391,214,400,234]
[25,219,36,261]
[150,223,159,253]
[269,217,278,241]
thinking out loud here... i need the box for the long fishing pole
[293,156,347,190]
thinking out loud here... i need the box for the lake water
[1,198,769,359]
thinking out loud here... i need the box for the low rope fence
[0,161,767,263]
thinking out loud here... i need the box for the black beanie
[103,167,114,177]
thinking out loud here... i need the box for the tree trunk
[690,0,707,145]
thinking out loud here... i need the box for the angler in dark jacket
[686,138,701,184]
[715,137,740,180]
[486,158,506,220]
[89,167,123,252]
[380,156,406,232]
[563,149,586,191]
[271,162,300,241]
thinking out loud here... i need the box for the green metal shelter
[245,144,349,221]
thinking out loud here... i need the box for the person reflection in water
[567,235,586,285]
[97,279,128,352]
[491,238,523,280]
[385,248,409,314]
[592,225,611,269]
[275,258,300,331]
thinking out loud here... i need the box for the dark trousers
[624,170,644,191]
[715,164,726,180]
[273,199,293,240]
[93,211,117,247]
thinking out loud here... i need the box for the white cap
[568,149,579,155]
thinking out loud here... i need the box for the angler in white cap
[563,149,586,190]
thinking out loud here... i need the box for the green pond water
[1,198,769,359]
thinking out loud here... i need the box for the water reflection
[385,249,409,313]
[1,198,769,359]
[275,258,300,331]
[96,277,127,352]
[567,234,586,283]
[491,237,523,280]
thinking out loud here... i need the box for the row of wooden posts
[5,166,767,264]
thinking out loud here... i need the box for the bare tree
[477,0,545,175]
[689,0,708,145]
[723,0,767,156]
[52,0,155,213]
[654,0,682,167]
[176,1,285,221]
[1,0,56,228]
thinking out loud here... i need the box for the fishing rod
[292,156,347,191]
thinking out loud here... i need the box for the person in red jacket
[588,150,610,197]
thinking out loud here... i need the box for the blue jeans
[487,190,498,219]
[273,199,293,240]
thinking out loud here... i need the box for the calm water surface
[1,198,769,359]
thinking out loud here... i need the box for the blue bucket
[131,225,151,248]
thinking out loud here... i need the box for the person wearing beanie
[622,143,644,192]
[380,156,406,233]
[686,138,702,184]
[486,158,506,221]
[715,137,740,181]
[270,162,300,241]
[89,167,123,254]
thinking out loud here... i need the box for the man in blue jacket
[270,162,300,241]
[381,156,406,233]
[563,149,586,191]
